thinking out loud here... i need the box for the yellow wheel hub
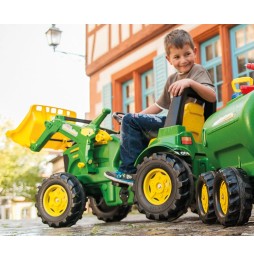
[219,181,228,215]
[43,185,68,217]
[201,184,209,213]
[143,168,172,205]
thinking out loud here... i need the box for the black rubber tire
[35,172,86,228]
[89,197,132,222]
[196,171,217,224]
[133,153,193,221]
[213,167,253,226]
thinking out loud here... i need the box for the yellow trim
[78,162,85,168]
[70,147,79,153]
[149,138,156,145]
[231,77,253,93]
[219,181,228,215]
[143,168,172,205]
[43,184,68,217]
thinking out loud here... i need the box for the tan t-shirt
[156,64,215,110]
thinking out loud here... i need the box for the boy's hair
[164,29,195,55]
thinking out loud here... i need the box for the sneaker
[104,170,134,186]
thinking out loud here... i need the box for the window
[230,24,254,82]
[122,79,135,113]
[141,69,155,109]
[122,69,155,113]
[201,35,223,108]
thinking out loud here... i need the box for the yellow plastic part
[43,184,68,217]
[81,127,94,137]
[6,105,76,150]
[95,129,113,144]
[148,138,156,145]
[231,77,253,93]
[78,162,85,168]
[201,184,209,213]
[182,102,204,143]
[143,168,172,205]
[219,181,228,215]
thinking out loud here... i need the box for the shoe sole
[104,172,133,186]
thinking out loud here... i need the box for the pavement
[1,209,254,236]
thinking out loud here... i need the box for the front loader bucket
[6,105,76,150]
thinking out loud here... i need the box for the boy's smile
[166,44,197,74]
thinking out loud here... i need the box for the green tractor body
[30,109,134,207]
[6,107,133,227]
[135,125,212,178]
[132,76,254,226]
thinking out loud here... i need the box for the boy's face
[166,44,197,74]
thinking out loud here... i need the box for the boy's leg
[104,113,166,185]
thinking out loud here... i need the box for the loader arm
[30,116,83,152]
[30,108,112,152]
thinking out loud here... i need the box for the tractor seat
[164,89,216,143]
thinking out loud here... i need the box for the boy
[104,29,216,186]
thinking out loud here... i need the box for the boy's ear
[194,47,197,55]
[166,55,172,64]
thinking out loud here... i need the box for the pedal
[112,181,129,187]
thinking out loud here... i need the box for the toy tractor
[133,64,254,227]
[6,79,217,227]
[7,106,133,227]
[6,81,213,227]
[6,63,254,228]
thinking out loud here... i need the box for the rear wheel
[35,173,86,228]
[89,197,132,222]
[213,167,253,226]
[196,171,217,224]
[133,153,193,221]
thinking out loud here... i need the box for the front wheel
[133,153,193,221]
[89,197,132,222]
[213,168,253,226]
[35,173,86,228]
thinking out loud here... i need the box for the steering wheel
[112,112,125,125]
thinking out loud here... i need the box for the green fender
[134,125,207,174]
[134,142,193,167]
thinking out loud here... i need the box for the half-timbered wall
[85,24,254,131]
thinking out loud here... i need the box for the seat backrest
[164,88,216,142]
[182,102,204,142]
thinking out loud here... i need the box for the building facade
[0,196,37,220]
[85,24,254,130]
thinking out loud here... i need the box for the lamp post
[45,24,85,58]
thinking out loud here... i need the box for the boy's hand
[168,79,192,96]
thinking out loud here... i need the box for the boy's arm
[168,78,216,102]
[139,103,162,114]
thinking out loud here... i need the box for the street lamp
[45,24,62,51]
[45,24,85,58]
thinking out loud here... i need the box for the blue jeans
[118,113,166,174]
